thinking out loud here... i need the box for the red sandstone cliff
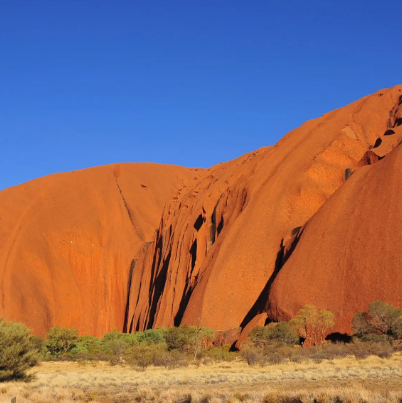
[267,124,402,334]
[2,86,402,339]
[0,163,202,336]
[126,85,402,337]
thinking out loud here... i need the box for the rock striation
[126,85,402,339]
[0,163,201,336]
[2,86,402,340]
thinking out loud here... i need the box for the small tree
[0,317,40,380]
[353,301,402,342]
[192,319,214,360]
[45,325,79,355]
[163,324,214,358]
[290,305,335,348]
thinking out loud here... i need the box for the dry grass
[2,354,402,402]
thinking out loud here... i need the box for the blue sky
[1,1,401,190]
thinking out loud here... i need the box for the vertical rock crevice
[123,259,136,333]
[147,250,172,328]
[239,227,304,329]
[115,179,145,241]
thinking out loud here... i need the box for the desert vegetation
[0,318,40,381]
[2,301,402,402]
[1,356,402,402]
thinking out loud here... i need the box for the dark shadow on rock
[373,138,382,148]
[123,259,136,333]
[384,129,395,136]
[194,214,204,231]
[325,332,352,343]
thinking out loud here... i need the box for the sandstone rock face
[126,85,402,336]
[2,86,402,339]
[0,163,201,336]
[267,124,402,333]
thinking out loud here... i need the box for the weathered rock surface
[0,163,201,336]
[2,85,402,339]
[126,85,402,337]
[267,124,402,334]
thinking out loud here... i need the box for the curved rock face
[0,163,200,336]
[267,125,402,333]
[126,85,402,335]
[2,86,402,339]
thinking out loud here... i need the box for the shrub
[101,329,127,354]
[290,355,306,363]
[101,329,139,356]
[276,345,296,359]
[392,339,402,351]
[248,322,299,348]
[265,353,284,365]
[164,326,195,352]
[240,348,264,365]
[30,335,45,352]
[101,329,165,356]
[0,317,40,380]
[125,343,168,370]
[354,350,369,360]
[321,342,353,359]
[353,301,402,342]
[359,333,389,344]
[199,345,236,362]
[107,339,126,356]
[137,329,165,345]
[378,351,392,359]
[154,349,189,369]
[351,338,392,358]
[74,335,102,354]
[45,326,79,355]
[71,351,110,361]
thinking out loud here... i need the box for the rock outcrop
[267,124,402,334]
[0,163,201,336]
[126,85,402,338]
[2,85,402,340]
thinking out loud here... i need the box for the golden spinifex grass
[2,354,402,402]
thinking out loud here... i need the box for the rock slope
[0,163,201,336]
[267,124,402,333]
[2,85,402,339]
[126,85,402,337]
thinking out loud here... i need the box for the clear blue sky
[1,1,401,190]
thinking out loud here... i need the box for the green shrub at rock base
[353,301,402,342]
[248,322,299,348]
[163,325,214,359]
[199,345,237,362]
[73,335,102,354]
[240,348,264,365]
[137,329,165,345]
[125,343,169,370]
[45,326,79,355]
[0,317,40,381]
